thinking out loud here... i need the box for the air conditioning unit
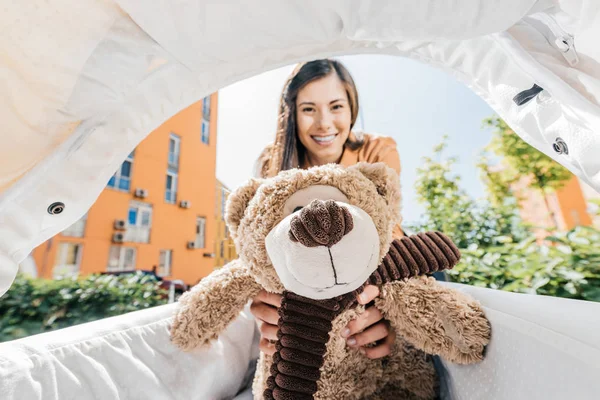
[187,241,198,249]
[134,188,148,199]
[179,200,191,209]
[112,232,125,243]
[113,219,127,230]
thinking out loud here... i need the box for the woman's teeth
[313,134,336,143]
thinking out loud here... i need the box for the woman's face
[295,73,352,165]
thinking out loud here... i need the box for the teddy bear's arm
[170,259,262,351]
[375,276,491,364]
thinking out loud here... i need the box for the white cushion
[439,282,600,400]
[0,303,259,400]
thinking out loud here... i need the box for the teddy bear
[170,162,491,400]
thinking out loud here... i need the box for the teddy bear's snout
[288,199,354,248]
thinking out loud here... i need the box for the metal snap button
[47,202,65,215]
[552,137,569,155]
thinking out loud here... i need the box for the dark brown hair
[258,59,363,177]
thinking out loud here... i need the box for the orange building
[214,180,237,268]
[32,94,219,286]
[512,174,596,238]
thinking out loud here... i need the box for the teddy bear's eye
[293,206,303,213]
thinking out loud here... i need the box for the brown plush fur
[170,259,262,351]
[170,162,491,399]
[376,277,491,365]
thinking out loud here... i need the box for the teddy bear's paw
[438,300,491,365]
[169,294,219,352]
[169,315,217,351]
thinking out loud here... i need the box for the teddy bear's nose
[289,199,354,247]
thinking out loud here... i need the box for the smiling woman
[257,60,401,182]
[252,59,405,361]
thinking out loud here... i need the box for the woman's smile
[312,133,338,146]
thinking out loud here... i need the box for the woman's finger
[362,327,396,359]
[250,300,280,325]
[259,320,279,341]
[342,305,384,338]
[357,285,380,305]
[346,321,389,348]
[255,290,283,308]
[259,338,276,356]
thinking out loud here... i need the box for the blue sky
[216,54,497,224]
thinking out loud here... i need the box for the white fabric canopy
[1,284,598,400]
[1,0,600,293]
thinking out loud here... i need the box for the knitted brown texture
[264,291,359,400]
[265,231,460,399]
[369,232,460,285]
[289,200,353,248]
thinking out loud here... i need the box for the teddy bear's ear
[350,162,400,206]
[225,178,263,236]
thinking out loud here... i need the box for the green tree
[484,116,573,228]
[476,154,519,207]
[410,134,600,302]
[410,136,528,249]
[412,137,475,248]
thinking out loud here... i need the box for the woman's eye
[293,206,303,213]
[332,104,343,110]
[301,107,314,113]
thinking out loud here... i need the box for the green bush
[0,272,168,342]
[448,226,600,302]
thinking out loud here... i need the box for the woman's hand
[250,290,282,356]
[341,285,396,359]
[250,286,395,359]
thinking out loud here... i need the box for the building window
[168,134,180,167]
[107,246,136,272]
[108,152,134,191]
[201,96,210,145]
[220,241,224,258]
[166,133,180,204]
[201,119,210,145]
[53,243,83,278]
[125,201,152,243]
[158,250,173,277]
[165,168,178,204]
[196,217,206,248]
[203,96,211,119]
[62,213,88,238]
